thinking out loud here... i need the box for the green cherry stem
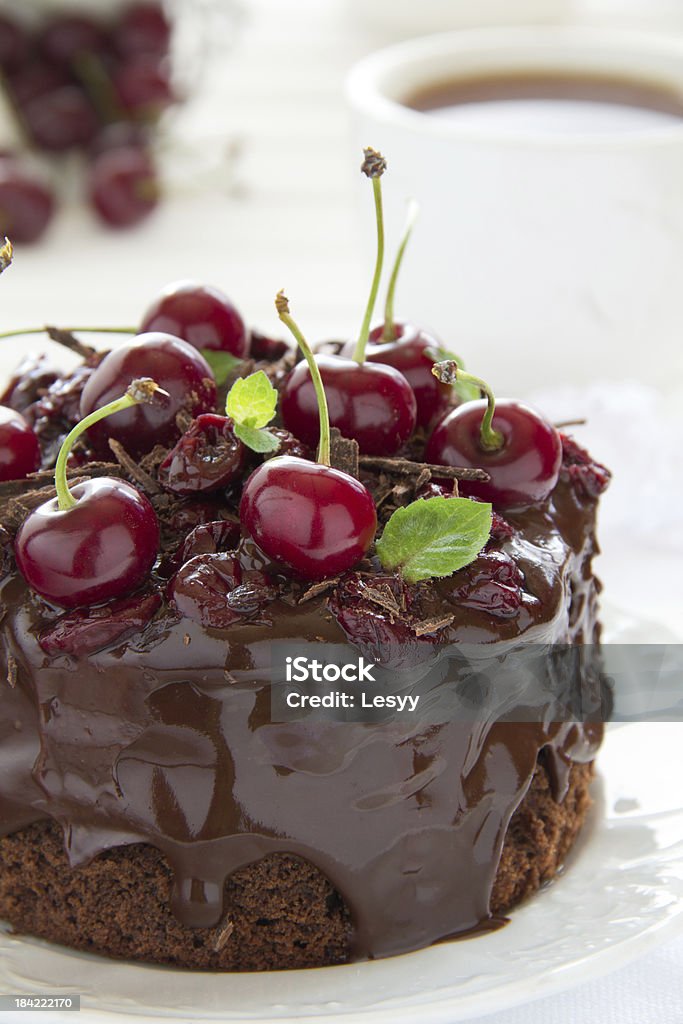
[0,325,137,341]
[382,199,419,342]
[352,147,387,365]
[54,378,169,511]
[276,291,331,467]
[431,359,505,452]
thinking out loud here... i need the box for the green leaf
[234,423,280,454]
[425,345,481,404]
[201,349,243,387]
[375,496,492,584]
[226,370,278,429]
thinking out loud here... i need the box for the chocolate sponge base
[0,759,594,971]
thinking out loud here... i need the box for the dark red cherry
[359,322,452,428]
[114,3,172,58]
[159,414,246,495]
[14,477,159,608]
[39,15,108,66]
[113,56,174,118]
[249,330,289,362]
[140,281,249,358]
[39,591,162,657]
[0,406,41,481]
[6,63,71,107]
[88,145,159,227]
[0,15,30,72]
[240,456,377,580]
[80,333,216,457]
[281,354,416,456]
[0,166,55,244]
[22,86,99,151]
[425,399,562,509]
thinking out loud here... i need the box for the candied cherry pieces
[15,380,162,608]
[159,414,246,495]
[426,361,561,510]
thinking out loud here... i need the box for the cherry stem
[0,326,137,341]
[276,291,331,467]
[382,200,419,342]
[352,147,387,364]
[54,378,169,512]
[431,360,504,452]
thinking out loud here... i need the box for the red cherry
[281,354,416,456]
[14,477,159,608]
[0,406,41,481]
[114,3,172,58]
[113,56,174,118]
[0,165,56,244]
[359,322,452,428]
[140,281,249,358]
[22,85,100,152]
[425,399,562,509]
[39,15,108,66]
[80,333,216,457]
[6,63,71,107]
[240,456,377,580]
[88,145,159,228]
[159,413,246,495]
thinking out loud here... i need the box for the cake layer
[0,759,594,970]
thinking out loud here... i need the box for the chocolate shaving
[362,584,402,617]
[140,444,170,478]
[108,439,162,495]
[411,614,454,637]
[359,456,489,482]
[45,326,97,360]
[6,655,17,689]
[299,577,341,603]
[329,429,359,479]
[212,918,234,952]
[414,467,432,492]
[0,462,119,501]
[0,464,123,534]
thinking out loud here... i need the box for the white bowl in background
[346,27,683,395]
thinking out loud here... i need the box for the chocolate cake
[0,327,611,970]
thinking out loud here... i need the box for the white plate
[2,720,683,1021]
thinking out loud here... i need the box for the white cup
[346,27,683,394]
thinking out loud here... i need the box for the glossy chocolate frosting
[0,452,605,961]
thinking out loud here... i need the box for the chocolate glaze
[0,462,604,961]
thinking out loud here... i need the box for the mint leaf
[234,423,280,453]
[426,345,481,404]
[376,496,492,584]
[226,370,278,429]
[201,349,243,386]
